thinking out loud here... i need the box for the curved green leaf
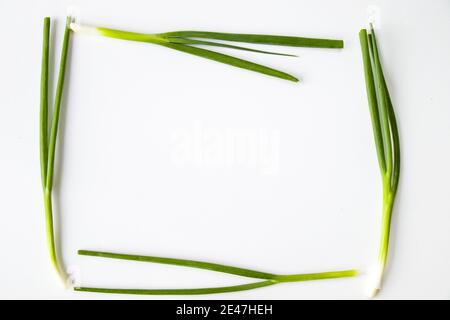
[74,281,276,295]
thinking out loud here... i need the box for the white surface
[0,0,449,300]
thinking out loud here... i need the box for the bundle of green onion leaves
[39,16,399,297]
[359,25,400,298]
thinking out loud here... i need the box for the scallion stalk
[40,16,72,284]
[359,25,400,298]
[75,250,357,295]
[69,22,345,82]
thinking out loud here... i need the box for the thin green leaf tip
[40,16,73,285]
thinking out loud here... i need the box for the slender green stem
[359,29,386,172]
[75,280,276,295]
[379,178,394,270]
[273,269,358,282]
[69,22,345,82]
[76,250,357,295]
[376,48,400,194]
[46,17,72,192]
[44,191,57,269]
[159,42,299,82]
[78,250,276,280]
[40,17,50,188]
[43,190,66,282]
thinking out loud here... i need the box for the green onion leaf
[165,37,297,57]
[40,17,50,189]
[359,26,400,298]
[75,281,276,295]
[46,17,72,192]
[160,42,299,82]
[359,29,386,172]
[70,23,345,82]
[160,31,344,48]
[78,250,276,279]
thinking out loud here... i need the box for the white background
[0,0,449,300]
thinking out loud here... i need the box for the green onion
[359,25,400,297]
[69,22,345,82]
[75,250,357,295]
[160,31,344,48]
[40,16,72,284]
[163,37,298,57]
